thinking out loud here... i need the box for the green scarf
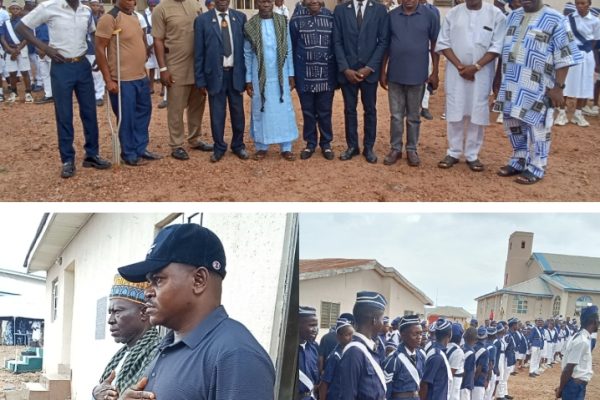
[99,327,161,395]
[244,12,288,112]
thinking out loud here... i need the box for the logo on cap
[212,261,221,271]
[147,243,156,256]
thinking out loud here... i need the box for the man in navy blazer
[333,0,389,163]
[194,0,249,162]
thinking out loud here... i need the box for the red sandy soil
[0,65,598,202]
[0,346,41,392]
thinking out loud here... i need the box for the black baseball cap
[118,224,227,282]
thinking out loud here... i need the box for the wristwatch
[474,63,482,71]
[159,67,168,72]
[556,82,566,89]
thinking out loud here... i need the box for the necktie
[357,1,363,29]
[220,13,232,58]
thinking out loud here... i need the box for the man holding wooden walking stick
[95,0,162,166]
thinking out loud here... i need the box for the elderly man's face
[215,0,229,12]
[257,0,274,14]
[108,298,147,346]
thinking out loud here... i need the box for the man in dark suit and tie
[333,0,389,163]
[194,0,249,162]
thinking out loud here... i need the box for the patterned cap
[477,326,487,339]
[435,318,452,332]
[581,305,599,324]
[496,322,506,332]
[336,318,352,333]
[339,312,355,324]
[355,291,387,310]
[383,316,390,325]
[110,274,150,305]
[452,322,464,338]
[399,315,420,330]
[487,326,497,335]
[508,318,519,327]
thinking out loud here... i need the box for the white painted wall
[41,213,293,400]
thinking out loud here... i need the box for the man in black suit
[194,0,249,162]
[333,0,389,163]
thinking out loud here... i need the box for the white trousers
[38,56,52,98]
[450,376,463,400]
[472,386,485,400]
[529,346,541,374]
[85,54,105,100]
[460,388,472,400]
[446,116,485,162]
[484,374,497,400]
[29,53,41,85]
[497,357,509,397]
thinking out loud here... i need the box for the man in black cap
[118,223,275,400]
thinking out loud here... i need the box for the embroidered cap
[109,274,150,305]
[399,315,420,331]
[355,291,387,310]
[335,318,352,332]
[339,312,355,324]
[118,224,227,282]
[435,318,452,332]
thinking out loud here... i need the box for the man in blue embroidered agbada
[494,0,582,184]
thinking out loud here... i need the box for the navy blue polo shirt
[473,341,489,387]
[143,305,275,399]
[387,4,439,86]
[460,344,475,390]
[338,334,386,400]
[298,340,320,394]
[422,342,449,400]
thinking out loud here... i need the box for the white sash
[298,369,315,396]
[474,347,486,361]
[5,20,20,46]
[397,351,421,386]
[343,341,387,393]
[439,349,453,400]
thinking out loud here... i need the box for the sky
[299,213,600,314]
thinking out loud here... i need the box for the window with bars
[553,296,561,317]
[320,301,340,329]
[235,0,257,10]
[511,295,528,314]
[404,310,414,316]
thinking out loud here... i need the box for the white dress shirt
[353,0,368,18]
[216,9,234,68]
[562,328,593,382]
[21,0,95,58]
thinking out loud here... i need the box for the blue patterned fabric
[494,7,583,127]
[290,7,337,93]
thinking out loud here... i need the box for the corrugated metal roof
[426,306,472,319]
[300,258,434,305]
[541,274,600,293]
[533,252,600,275]
[475,276,554,300]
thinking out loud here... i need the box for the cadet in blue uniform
[460,327,478,399]
[484,326,498,400]
[299,306,320,400]
[320,317,354,400]
[447,323,465,400]
[420,318,453,400]
[472,327,490,400]
[338,291,388,400]
[320,311,354,374]
[117,223,275,400]
[383,315,424,400]
[529,317,545,377]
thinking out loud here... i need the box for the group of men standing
[298,292,598,400]
[3,0,594,185]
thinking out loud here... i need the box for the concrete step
[25,382,49,400]
[38,374,70,400]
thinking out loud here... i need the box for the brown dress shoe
[406,151,420,167]
[281,151,296,161]
[383,149,401,165]
[253,150,267,160]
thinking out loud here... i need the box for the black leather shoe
[363,148,377,164]
[171,147,189,160]
[123,158,149,166]
[210,152,224,163]
[233,148,249,160]
[339,147,359,161]
[322,148,334,160]
[140,150,163,160]
[190,140,214,152]
[82,155,111,169]
[300,148,315,160]
[61,161,76,178]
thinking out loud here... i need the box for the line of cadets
[297,290,593,400]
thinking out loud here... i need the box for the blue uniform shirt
[505,333,516,367]
[322,345,343,399]
[143,306,275,399]
[383,343,424,399]
[298,339,320,395]
[460,344,475,390]
[473,341,489,387]
[486,340,496,376]
[1,18,23,47]
[318,329,339,361]
[338,333,387,400]
[422,342,449,400]
[530,326,544,348]
[376,334,386,364]
[517,331,528,354]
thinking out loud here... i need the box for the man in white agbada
[435,0,505,172]
[555,0,600,127]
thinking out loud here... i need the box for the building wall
[300,268,426,338]
[564,292,599,319]
[41,213,293,400]
[477,292,560,323]
[504,232,534,288]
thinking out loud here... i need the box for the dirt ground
[0,346,41,392]
[0,65,598,202]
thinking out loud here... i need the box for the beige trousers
[167,84,207,148]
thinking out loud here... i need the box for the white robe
[435,3,506,125]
